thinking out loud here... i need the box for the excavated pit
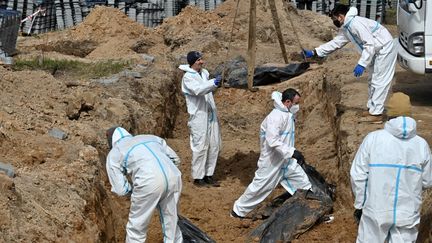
[100,65,355,242]
[87,63,430,242]
[36,40,98,58]
[2,2,431,242]
[0,60,180,242]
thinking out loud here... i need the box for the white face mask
[289,104,300,114]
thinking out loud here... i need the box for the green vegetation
[385,9,397,25]
[13,57,129,79]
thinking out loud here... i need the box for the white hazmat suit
[315,7,397,115]
[179,64,221,180]
[232,92,312,217]
[106,127,183,243]
[351,117,432,243]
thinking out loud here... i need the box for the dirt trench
[2,58,430,242]
[0,56,181,242]
[114,65,430,242]
[88,63,362,242]
[90,70,183,242]
[3,2,431,241]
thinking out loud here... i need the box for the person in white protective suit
[350,92,432,243]
[179,51,222,187]
[231,88,312,219]
[303,4,397,122]
[105,126,183,243]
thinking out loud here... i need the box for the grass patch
[384,9,397,25]
[340,0,350,5]
[12,58,129,79]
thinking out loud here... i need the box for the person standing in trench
[179,51,222,187]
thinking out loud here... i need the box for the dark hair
[330,4,350,17]
[106,126,119,149]
[281,88,300,102]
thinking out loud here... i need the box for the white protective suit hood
[111,127,132,147]
[384,116,416,139]
[179,64,198,73]
[342,7,358,28]
[271,91,289,112]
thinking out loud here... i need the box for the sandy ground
[0,2,431,242]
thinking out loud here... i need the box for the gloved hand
[214,75,222,86]
[353,209,362,224]
[302,49,315,58]
[292,150,305,166]
[353,64,365,77]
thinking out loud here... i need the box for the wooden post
[268,0,288,63]
[221,0,241,88]
[247,0,258,91]
[282,0,306,62]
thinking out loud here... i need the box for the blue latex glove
[303,49,314,58]
[214,75,222,86]
[353,64,365,77]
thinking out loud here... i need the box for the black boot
[272,192,292,206]
[193,179,207,187]
[230,210,245,219]
[203,176,220,187]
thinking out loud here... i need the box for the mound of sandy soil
[22,6,163,61]
[70,6,160,60]
[157,0,336,66]
[72,6,149,40]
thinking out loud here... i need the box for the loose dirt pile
[71,6,157,60]
[72,6,149,40]
[2,0,432,242]
[19,6,165,61]
[157,0,335,66]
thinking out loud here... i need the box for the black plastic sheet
[302,162,335,204]
[178,215,216,243]
[214,56,310,88]
[248,162,335,243]
[253,63,310,86]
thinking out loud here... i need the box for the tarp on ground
[214,56,310,88]
[248,162,335,243]
[178,215,216,243]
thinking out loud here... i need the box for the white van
[397,0,431,74]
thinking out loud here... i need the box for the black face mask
[333,19,342,28]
